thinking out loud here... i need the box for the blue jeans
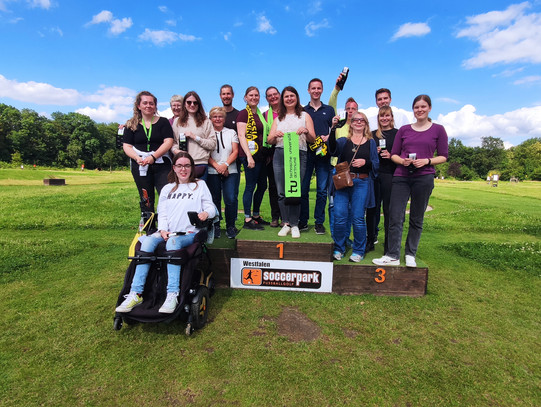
[333,178,369,255]
[387,175,434,259]
[240,156,267,218]
[328,168,352,243]
[273,148,307,227]
[207,172,239,228]
[131,233,196,294]
[300,153,330,225]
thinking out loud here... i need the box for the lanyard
[142,118,153,151]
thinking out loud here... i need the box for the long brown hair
[348,112,372,140]
[167,151,198,192]
[375,106,395,139]
[126,91,157,131]
[177,91,206,127]
[278,86,303,121]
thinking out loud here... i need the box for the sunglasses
[351,118,366,123]
[186,100,199,106]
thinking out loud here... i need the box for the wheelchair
[113,190,215,336]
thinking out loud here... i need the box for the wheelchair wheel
[191,286,209,329]
[113,316,123,331]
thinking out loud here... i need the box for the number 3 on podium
[375,268,386,283]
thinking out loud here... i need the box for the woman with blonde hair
[366,105,398,254]
[123,91,174,212]
[328,112,379,262]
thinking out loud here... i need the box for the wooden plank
[236,239,333,262]
[333,264,427,297]
[43,178,65,186]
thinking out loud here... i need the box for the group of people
[118,74,449,315]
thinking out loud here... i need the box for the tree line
[1,103,540,180]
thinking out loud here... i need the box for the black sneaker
[314,224,325,235]
[244,219,264,230]
[214,224,221,239]
[226,226,237,239]
[253,216,270,225]
[298,222,308,231]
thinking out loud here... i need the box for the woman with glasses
[172,91,216,181]
[237,86,270,230]
[123,91,174,213]
[267,86,315,238]
[328,112,379,262]
[366,106,398,254]
[116,151,216,314]
[207,107,240,239]
[373,95,448,267]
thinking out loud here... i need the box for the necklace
[351,136,365,152]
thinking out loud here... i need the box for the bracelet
[195,136,201,142]
[151,154,157,162]
[225,162,230,167]
[428,158,432,166]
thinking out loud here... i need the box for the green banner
[283,132,301,205]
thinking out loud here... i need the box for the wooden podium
[207,237,427,297]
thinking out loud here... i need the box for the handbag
[332,142,361,190]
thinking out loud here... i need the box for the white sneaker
[372,255,400,266]
[115,291,142,313]
[291,226,300,238]
[278,225,291,237]
[159,292,178,313]
[405,255,417,267]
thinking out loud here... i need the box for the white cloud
[256,15,276,34]
[165,19,176,27]
[110,17,132,35]
[436,104,541,146]
[391,22,431,41]
[158,5,167,13]
[305,19,330,37]
[86,10,132,35]
[138,28,200,46]
[513,75,541,85]
[0,74,80,105]
[457,2,541,68]
[308,1,322,14]
[492,67,525,77]
[88,10,113,25]
[223,32,232,41]
[29,0,51,9]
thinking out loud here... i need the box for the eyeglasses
[173,164,192,169]
[211,116,224,120]
[351,118,366,124]
[186,100,199,106]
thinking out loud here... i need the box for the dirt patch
[342,328,359,338]
[276,306,321,342]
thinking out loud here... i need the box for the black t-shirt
[372,128,398,174]
[340,139,372,174]
[123,117,174,153]
[225,108,239,131]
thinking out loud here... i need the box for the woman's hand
[412,158,428,168]
[351,158,366,168]
[402,157,413,167]
[380,149,391,159]
[215,163,228,175]
[141,155,155,166]
[160,230,170,241]
[275,130,284,139]
[185,131,195,139]
[198,211,209,221]
[296,127,307,136]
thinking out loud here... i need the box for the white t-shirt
[157,181,216,233]
[208,127,239,174]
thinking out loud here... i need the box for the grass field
[0,168,539,406]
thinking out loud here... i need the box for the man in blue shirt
[301,78,335,234]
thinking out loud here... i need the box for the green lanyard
[142,118,153,151]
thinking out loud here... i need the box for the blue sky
[1,0,540,147]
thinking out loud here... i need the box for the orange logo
[242,268,262,285]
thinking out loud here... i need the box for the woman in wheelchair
[116,151,216,314]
